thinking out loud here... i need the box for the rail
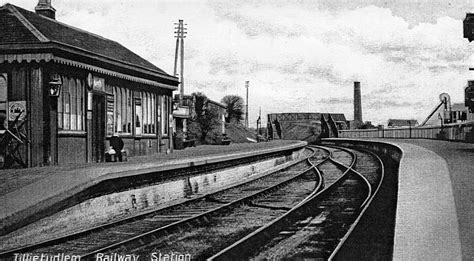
[0,148,314,258]
[321,138,402,260]
[329,148,385,260]
[79,147,323,260]
[208,145,365,260]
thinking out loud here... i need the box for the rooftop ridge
[13,4,112,42]
[2,3,174,78]
[5,4,49,43]
[47,39,171,77]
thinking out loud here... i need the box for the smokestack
[35,0,56,20]
[354,81,362,123]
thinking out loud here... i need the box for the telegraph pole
[245,81,249,128]
[174,20,187,104]
[256,107,261,142]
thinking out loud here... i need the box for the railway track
[1,145,384,261]
[77,146,329,260]
[209,145,383,260]
[314,146,355,188]
[0,147,329,260]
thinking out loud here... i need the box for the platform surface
[0,140,305,223]
[382,139,473,261]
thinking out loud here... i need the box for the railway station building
[0,1,179,167]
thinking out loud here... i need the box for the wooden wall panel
[28,67,44,167]
[10,67,26,100]
[10,67,30,167]
[58,136,87,164]
[121,138,134,157]
[144,138,157,155]
[114,137,158,157]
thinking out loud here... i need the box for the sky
[2,0,474,126]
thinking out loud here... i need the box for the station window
[113,86,121,133]
[135,97,142,136]
[157,94,161,134]
[110,86,132,135]
[126,89,132,133]
[151,94,155,133]
[58,75,85,131]
[142,92,156,134]
[142,92,148,134]
[106,93,114,136]
[105,86,166,137]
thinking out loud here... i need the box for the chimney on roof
[35,0,56,19]
[354,81,362,124]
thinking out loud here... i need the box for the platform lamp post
[245,81,249,129]
[256,107,262,142]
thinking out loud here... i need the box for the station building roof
[0,3,178,88]
[452,103,468,111]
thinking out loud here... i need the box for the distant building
[173,94,193,139]
[172,94,227,147]
[451,103,474,122]
[206,99,227,130]
[387,119,419,128]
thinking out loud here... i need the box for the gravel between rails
[349,149,382,189]
[250,174,368,260]
[98,169,319,259]
[15,161,312,256]
[210,146,381,260]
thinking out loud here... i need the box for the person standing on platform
[110,132,124,162]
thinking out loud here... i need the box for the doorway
[92,94,105,162]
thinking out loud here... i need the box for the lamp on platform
[49,73,62,97]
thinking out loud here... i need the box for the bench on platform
[105,149,127,162]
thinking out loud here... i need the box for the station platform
[1,139,471,260]
[379,139,472,261]
[0,140,306,234]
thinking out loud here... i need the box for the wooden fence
[339,121,474,142]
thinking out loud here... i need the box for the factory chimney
[35,0,56,19]
[354,81,362,124]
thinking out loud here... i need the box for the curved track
[1,145,384,261]
[209,145,383,260]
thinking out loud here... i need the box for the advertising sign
[8,101,26,121]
